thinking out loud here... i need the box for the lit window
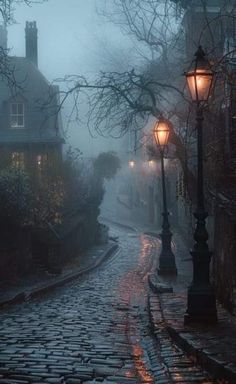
[12,152,24,169]
[10,103,24,128]
[37,154,48,170]
[37,155,42,167]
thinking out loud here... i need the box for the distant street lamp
[153,119,177,276]
[148,160,155,168]
[128,158,136,209]
[129,159,135,169]
[184,46,217,323]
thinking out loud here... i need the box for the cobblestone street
[0,224,214,383]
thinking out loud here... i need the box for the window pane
[37,155,42,170]
[37,154,48,170]
[18,116,24,126]
[10,103,24,128]
[11,117,18,127]
[17,103,23,114]
[11,104,17,114]
[12,152,24,169]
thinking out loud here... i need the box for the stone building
[172,0,236,312]
[0,21,64,176]
[0,21,65,278]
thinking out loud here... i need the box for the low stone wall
[0,216,108,281]
[0,228,32,280]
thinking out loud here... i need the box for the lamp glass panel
[154,121,170,147]
[186,69,213,102]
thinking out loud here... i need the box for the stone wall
[213,208,236,314]
[0,227,32,280]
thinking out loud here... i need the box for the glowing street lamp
[153,119,170,148]
[185,46,214,104]
[153,118,177,276]
[184,46,217,324]
[148,160,155,168]
[129,159,135,169]
[128,158,136,209]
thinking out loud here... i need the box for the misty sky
[8,1,137,79]
[7,0,134,155]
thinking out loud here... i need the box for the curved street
[0,224,214,383]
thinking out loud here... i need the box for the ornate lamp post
[153,119,177,276]
[184,46,217,323]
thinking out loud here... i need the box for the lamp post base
[158,268,177,276]
[158,260,177,276]
[157,230,177,276]
[184,285,217,324]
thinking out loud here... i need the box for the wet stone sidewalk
[150,290,236,383]
[148,233,236,384]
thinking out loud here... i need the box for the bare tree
[50,0,236,202]
[0,0,48,90]
[98,0,183,68]
[55,69,185,131]
[0,0,47,25]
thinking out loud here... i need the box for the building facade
[173,0,236,312]
[0,21,64,176]
[0,21,65,278]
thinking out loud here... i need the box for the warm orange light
[148,160,155,167]
[185,46,214,102]
[186,69,213,102]
[153,119,170,148]
[131,345,153,382]
[129,160,135,168]
[37,155,42,166]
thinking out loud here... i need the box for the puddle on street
[131,344,154,383]
[114,233,156,383]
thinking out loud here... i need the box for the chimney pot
[25,21,38,67]
[0,24,7,51]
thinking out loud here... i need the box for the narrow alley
[0,224,213,384]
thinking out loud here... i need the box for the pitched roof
[0,56,64,144]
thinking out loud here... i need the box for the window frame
[36,153,48,171]
[10,102,25,129]
[11,152,25,169]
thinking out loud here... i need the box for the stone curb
[0,243,119,310]
[148,274,173,294]
[101,216,161,237]
[148,280,236,383]
[143,231,159,238]
[100,216,138,232]
[166,325,236,383]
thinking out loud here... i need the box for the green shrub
[0,167,32,228]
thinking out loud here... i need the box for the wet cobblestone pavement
[0,225,215,383]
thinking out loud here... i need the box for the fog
[7,0,135,156]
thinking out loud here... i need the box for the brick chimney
[25,21,38,67]
[0,24,7,50]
